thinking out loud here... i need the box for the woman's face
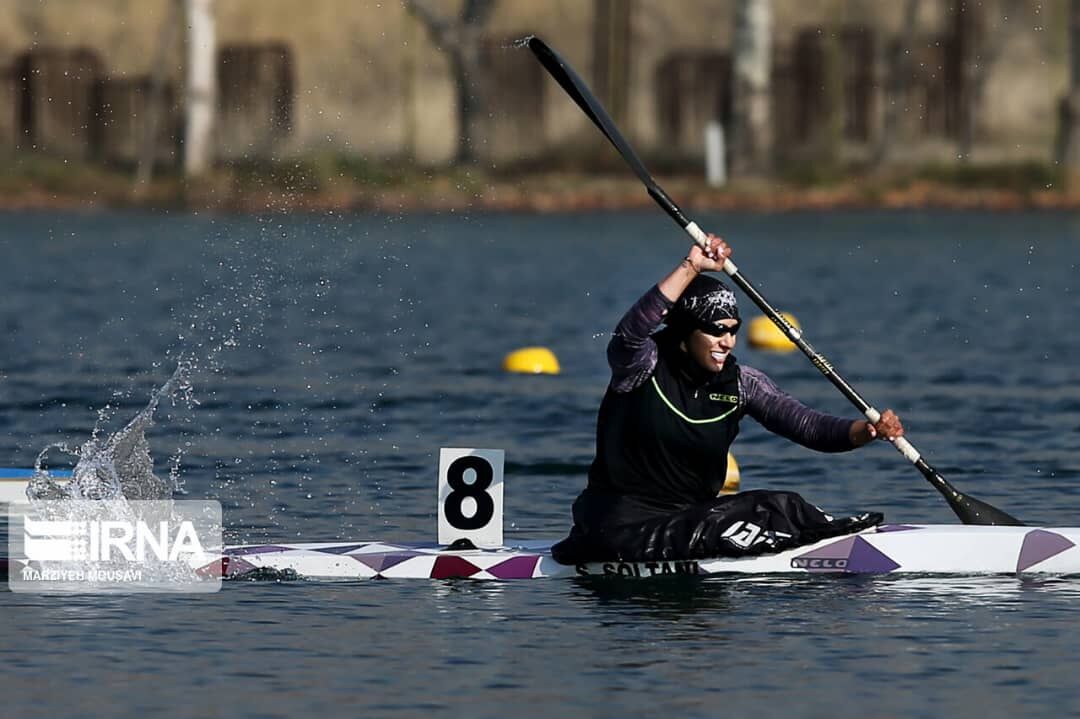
[681,320,740,372]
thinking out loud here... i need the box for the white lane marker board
[437,448,504,548]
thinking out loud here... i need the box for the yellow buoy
[720,452,741,495]
[747,313,800,352]
[502,346,561,375]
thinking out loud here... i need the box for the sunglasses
[700,321,741,338]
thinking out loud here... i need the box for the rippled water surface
[3,209,1080,718]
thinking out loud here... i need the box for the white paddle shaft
[864,407,922,464]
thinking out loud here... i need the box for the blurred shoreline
[1,157,1076,214]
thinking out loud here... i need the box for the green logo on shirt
[708,393,738,403]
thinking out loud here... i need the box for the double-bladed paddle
[527,36,1022,526]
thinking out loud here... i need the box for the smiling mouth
[710,351,727,362]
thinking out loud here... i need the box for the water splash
[28,362,195,502]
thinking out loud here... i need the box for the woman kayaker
[552,234,905,564]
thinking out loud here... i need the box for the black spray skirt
[551,488,883,565]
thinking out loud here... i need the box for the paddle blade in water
[950,493,1025,526]
[925,466,1024,526]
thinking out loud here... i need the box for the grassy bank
[0,153,1074,214]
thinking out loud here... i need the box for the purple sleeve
[607,285,673,392]
[739,366,856,452]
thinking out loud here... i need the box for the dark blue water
[2,209,1080,718]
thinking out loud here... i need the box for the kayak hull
[204,524,1080,580]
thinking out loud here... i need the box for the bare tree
[951,0,1022,161]
[874,0,921,167]
[134,0,182,191]
[184,0,216,177]
[404,0,497,165]
[730,0,772,178]
[15,2,46,41]
[1060,0,1080,179]
[593,0,632,128]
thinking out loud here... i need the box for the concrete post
[705,122,726,187]
[731,0,772,177]
[184,0,216,176]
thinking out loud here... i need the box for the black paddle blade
[527,37,653,187]
[528,37,693,229]
[922,464,1024,526]
[946,492,1025,526]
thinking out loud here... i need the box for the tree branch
[403,0,453,46]
[462,0,496,25]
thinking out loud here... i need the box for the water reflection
[429,577,510,622]
[563,571,1080,622]
[570,575,726,614]
[868,574,1080,603]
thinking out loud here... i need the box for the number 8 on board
[438,448,504,548]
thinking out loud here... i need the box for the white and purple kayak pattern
[207,524,1080,580]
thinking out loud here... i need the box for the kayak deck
[0,469,72,503]
[208,524,1080,580]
